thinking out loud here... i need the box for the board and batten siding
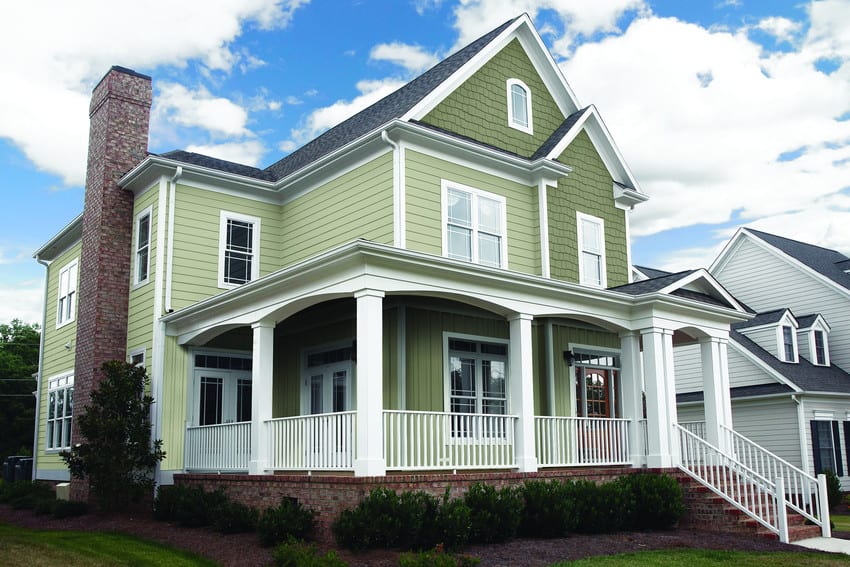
[714,237,850,371]
[126,184,159,366]
[36,240,82,470]
[169,184,281,311]
[552,324,620,417]
[548,130,629,287]
[404,149,541,276]
[280,152,394,267]
[160,335,189,472]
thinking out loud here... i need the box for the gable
[420,38,565,159]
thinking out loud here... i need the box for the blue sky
[1,0,849,325]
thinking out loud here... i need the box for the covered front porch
[159,242,746,479]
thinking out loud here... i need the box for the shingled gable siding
[169,185,281,311]
[36,240,81,473]
[548,130,629,287]
[421,39,565,158]
[125,184,158,370]
[280,152,394,267]
[405,150,541,276]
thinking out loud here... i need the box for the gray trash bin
[14,458,33,482]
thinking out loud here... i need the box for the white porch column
[619,331,645,467]
[509,313,537,472]
[249,320,274,475]
[354,289,386,477]
[700,335,733,452]
[641,327,679,468]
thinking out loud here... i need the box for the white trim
[397,306,406,410]
[132,204,153,288]
[441,179,508,269]
[165,168,181,312]
[45,372,74,452]
[625,208,634,283]
[55,258,79,329]
[441,331,510,415]
[813,410,835,420]
[218,211,261,289]
[576,212,607,288]
[506,78,533,135]
[538,181,551,278]
[128,346,146,367]
[35,469,71,482]
[777,315,799,363]
[810,328,831,366]
[656,268,748,313]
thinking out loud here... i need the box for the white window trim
[506,78,533,135]
[129,346,146,368]
[777,321,799,363]
[46,372,74,452]
[441,180,508,269]
[133,205,153,288]
[810,327,830,366]
[576,212,607,288]
[218,211,261,289]
[442,331,510,415]
[55,258,78,329]
[300,340,356,415]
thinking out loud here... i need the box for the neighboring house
[667,228,850,488]
[33,15,750,509]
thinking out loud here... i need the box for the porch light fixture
[563,350,574,365]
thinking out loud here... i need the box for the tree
[62,360,165,512]
[0,320,40,462]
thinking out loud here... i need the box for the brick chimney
[71,66,152,500]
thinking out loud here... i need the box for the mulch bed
[0,504,832,566]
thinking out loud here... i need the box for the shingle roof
[747,228,850,294]
[159,151,275,181]
[677,383,795,403]
[732,308,789,330]
[532,107,589,160]
[795,314,821,329]
[609,270,695,295]
[633,265,673,280]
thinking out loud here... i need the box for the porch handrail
[721,424,829,535]
[383,410,517,471]
[679,421,707,439]
[535,416,631,467]
[185,421,251,472]
[675,423,790,542]
[266,411,356,471]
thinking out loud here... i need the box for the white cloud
[755,17,801,43]
[0,280,45,326]
[370,42,440,74]
[413,0,443,15]
[185,140,267,167]
[154,83,251,138]
[283,78,406,147]
[0,0,309,186]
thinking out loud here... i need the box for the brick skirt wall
[176,467,657,543]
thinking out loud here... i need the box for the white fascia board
[402,14,580,123]
[544,106,644,196]
[799,314,831,333]
[708,227,747,274]
[33,213,83,262]
[728,339,802,393]
[120,156,276,198]
[657,268,748,313]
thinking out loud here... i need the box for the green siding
[170,184,281,311]
[548,130,629,287]
[422,39,564,158]
[405,150,541,275]
[405,307,509,412]
[160,335,189,471]
[551,323,620,416]
[126,185,159,365]
[37,240,81,468]
[280,152,394,266]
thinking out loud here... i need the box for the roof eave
[33,213,84,262]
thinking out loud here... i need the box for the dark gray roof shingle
[159,151,275,181]
[732,308,788,330]
[532,107,589,160]
[609,270,694,295]
[633,265,673,280]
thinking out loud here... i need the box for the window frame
[218,211,261,289]
[129,346,146,368]
[576,212,607,288]
[811,419,843,476]
[133,205,152,287]
[780,324,798,363]
[441,180,508,269]
[506,78,533,135]
[812,329,830,366]
[46,373,74,452]
[55,258,78,328]
[190,349,253,426]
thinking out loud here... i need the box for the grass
[0,522,218,567]
[551,549,850,566]
[833,514,850,532]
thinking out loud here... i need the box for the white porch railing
[267,411,356,471]
[185,421,251,472]
[721,424,829,535]
[383,410,517,470]
[535,416,631,467]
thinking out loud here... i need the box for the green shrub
[397,490,441,550]
[214,499,259,534]
[153,484,181,521]
[51,499,89,519]
[332,487,403,550]
[572,480,624,534]
[271,538,347,567]
[0,481,53,510]
[519,480,578,537]
[463,483,523,544]
[435,490,471,551]
[258,497,316,547]
[616,473,683,530]
[177,486,229,528]
[399,546,480,567]
[824,469,843,510]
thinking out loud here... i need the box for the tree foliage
[0,320,40,462]
[61,360,165,512]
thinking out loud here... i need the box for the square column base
[515,456,538,473]
[249,460,271,475]
[354,458,386,477]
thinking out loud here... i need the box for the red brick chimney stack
[71,66,152,499]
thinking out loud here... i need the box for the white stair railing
[676,423,790,542]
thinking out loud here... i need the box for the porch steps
[676,473,822,542]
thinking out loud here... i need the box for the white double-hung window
[219,211,260,288]
[577,212,606,287]
[134,206,152,286]
[46,374,74,451]
[56,259,78,327]
[443,181,507,269]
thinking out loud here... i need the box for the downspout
[32,257,50,480]
[165,166,181,313]
[381,131,404,248]
[793,394,810,474]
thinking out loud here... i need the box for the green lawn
[552,549,850,567]
[0,523,217,567]
[834,514,850,532]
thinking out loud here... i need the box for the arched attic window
[507,79,533,135]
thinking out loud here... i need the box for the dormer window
[507,79,533,135]
[814,330,828,365]
[782,325,797,362]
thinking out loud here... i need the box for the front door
[575,365,620,462]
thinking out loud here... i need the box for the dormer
[796,314,831,366]
[733,308,799,364]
